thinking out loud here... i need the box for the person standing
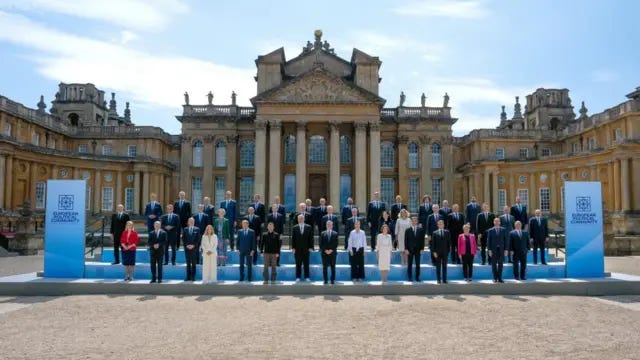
[440,200,452,219]
[376,224,393,283]
[148,221,167,283]
[160,204,180,265]
[418,195,433,230]
[320,220,338,284]
[341,197,355,233]
[261,222,281,284]
[405,216,426,282]
[273,196,286,216]
[173,191,192,250]
[213,208,230,266]
[314,198,328,235]
[200,224,218,283]
[344,207,361,250]
[120,220,139,281]
[297,202,314,228]
[253,194,266,224]
[487,217,508,283]
[193,204,210,265]
[529,209,549,265]
[379,210,394,248]
[220,191,238,250]
[509,221,530,280]
[394,209,411,265]
[465,195,481,235]
[245,206,263,265]
[202,197,215,220]
[390,195,407,222]
[267,204,285,235]
[458,224,477,282]
[321,205,339,236]
[182,217,200,281]
[447,204,465,264]
[347,221,367,282]
[510,197,528,230]
[291,214,313,281]
[430,220,450,284]
[476,203,495,265]
[144,193,163,232]
[236,220,256,282]
[499,205,515,263]
[367,192,385,251]
[110,204,130,265]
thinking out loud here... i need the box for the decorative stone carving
[418,135,431,145]
[127,174,134,183]
[104,173,113,182]
[226,134,239,144]
[204,135,215,143]
[354,122,368,132]
[296,120,308,130]
[181,135,192,144]
[255,119,267,130]
[397,135,409,144]
[269,119,282,130]
[328,120,339,132]
[368,121,380,132]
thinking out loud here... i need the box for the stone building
[0,31,638,253]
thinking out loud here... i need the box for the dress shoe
[184,278,190,281]
[415,278,420,282]
[324,281,328,285]
[498,279,504,283]
[542,262,547,265]
[157,280,162,283]
[305,278,311,282]
[331,280,335,285]
[263,281,268,285]
[111,262,120,265]
[443,281,448,284]
[150,280,156,283]
[163,262,169,266]
[437,280,441,284]
[172,262,176,266]
[521,277,527,281]
[493,279,498,283]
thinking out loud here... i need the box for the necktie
[485,213,488,220]
[518,230,522,238]
[455,213,458,220]
[300,224,304,234]
[538,217,541,225]
[435,214,438,222]
[156,230,159,238]
[413,227,417,236]
[226,200,229,208]
[244,229,248,237]
[495,228,498,235]
[199,214,202,221]
[518,204,521,212]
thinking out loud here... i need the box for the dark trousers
[532,239,546,264]
[164,239,177,265]
[263,253,278,282]
[349,250,365,280]
[370,224,379,250]
[239,252,252,281]
[184,248,197,280]
[176,228,183,250]
[491,249,504,280]
[112,234,121,263]
[450,241,459,264]
[407,251,421,281]
[480,235,488,264]
[321,252,337,283]
[434,255,448,283]
[462,254,474,279]
[150,247,164,281]
[229,226,236,250]
[253,236,260,265]
[513,251,527,279]
[295,251,310,279]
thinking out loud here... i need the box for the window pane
[240,140,255,168]
[340,174,351,208]
[408,178,419,213]
[340,136,351,165]
[215,141,227,167]
[101,187,114,211]
[192,140,203,167]
[381,178,395,205]
[517,189,529,208]
[86,185,91,210]
[127,145,137,157]
[560,186,565,211]
[498,189,507,209]
[408,142,419,169]
[102,144,112,156]
[431,178,441,204]
[192,177,202,206]
[308,135,327,164]
[539,188,550,212]
[35,182,46,209]
[380,142,394,169]
[496,148,505,160]
[78,144,88,154]
[215,177,226,206]
[519,148,528,159]
[284,174,296,213]
[431,143,441,169]
[239,177,255,213]
[284,135,296,164]
[124,188,134,212]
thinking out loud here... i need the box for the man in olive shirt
[261,222,281,284]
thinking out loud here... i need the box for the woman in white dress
[376,224,393,283]
[394,209,411,266]
[200,224,218,283]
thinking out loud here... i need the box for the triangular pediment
[251,66,385,105]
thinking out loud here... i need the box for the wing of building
[0,31,638,254]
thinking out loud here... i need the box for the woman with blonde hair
[394,209,411,265]
[458,223,478,282]
[120,221,139,281]
[376,224,393,283]
[200,224,218,283]
[213,208,230,266]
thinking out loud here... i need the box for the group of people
[109,190,550,285]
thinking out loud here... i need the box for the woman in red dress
[121,221,139,281]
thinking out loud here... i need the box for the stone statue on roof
[399,91,406,107]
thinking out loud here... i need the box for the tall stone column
[93,169,101,213]
[134,171,141,214]
[254,119,267,200]
[295,120,307,205]
[473,172,481,200]
[529,172,537,211]
[142,171,150,208]
[4,156,12,209]
[492,170,499,211]
[397,136,409,203]
[509,173,516,205]
[419,136,432,198]
[632,158,640,211]
[180,137,191,194]
[203,136,214,199]
[613,159,621,211]
[550,170,557,213]
[368,121,381,199]
[329,121,340,207]
[226,135,238,197]
[607,161,614,211]
[30,162,38,207]
[0,155,5,208]
[354,122,367,209]
[483,169,490,206]
[268,120,282,204]
[116,171,123,207]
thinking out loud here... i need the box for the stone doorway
[308,174,327,204]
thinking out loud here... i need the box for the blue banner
[43,180,87,278]
[564,181,604,278]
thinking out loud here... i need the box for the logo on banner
[52,194,80,223]
[576,196,591,212]
[570,195,597,225]
[58,195,74,210]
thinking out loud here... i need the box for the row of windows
[77,144,137,157]
[35,183,137,212]
[497,188,555,212]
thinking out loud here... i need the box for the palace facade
[0,31,638,253]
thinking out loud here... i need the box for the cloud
[0,0,188,32]
[590,69,618,83]
[340,30,446,63]
[392,0,490,19]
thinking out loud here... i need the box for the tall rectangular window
[431,178,442,204]
[192,177,202,206]
[517,189,529,208]
[102,144,112,156]
[519,148,528,160]
[32,133,40,146]
[78,144,88,154]
[239,177,254,213]
[101,187,114,211]
[127,145,137,157]
[588,137,596,150]
[35,182,46,209]
[86,186,91,210]
[3,122,11,137]
[214,177,226,207]
[215,142,227,167]
[498,189,507,209]
[496,148,505,160]
[340,174,351,208]
[408,177,419,213]
[572,143,579,154]
[124,188,135,212]
[560,186,565,211]
[541,148,551,157]
[380,178,395,205]
[615,128,623,142]
[539,188,550,212]
[284,174,296,213]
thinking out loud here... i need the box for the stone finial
[37,95,46,114]
[207,91,214,105]
[124,102,131,122]
[109,92,117,111]
[500,105,507,121]
[231,91,237,106]
[513,96,523,119]
[399,91,406,107]
[184,91,190,105]
[579,101,588,118]
[421,93,426,107]
[314,29,323,49]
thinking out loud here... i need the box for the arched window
[68,113,79,126]
[192,140,203,167]
[284,135,296,164]
[380,141,395,169]
[340,135,351,164]
[240,140,255,168]
[215,141,226,167]
[309,135,327,164]
[431,143,441,169]
[408,142,419,169]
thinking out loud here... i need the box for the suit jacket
[426,212,445,236]
[498,214,515,233]
[341,205,354,225]
[509,229,530,254]
[297,211,314,227]
[404,225,426,254]
[418,203,433,229]
[430,229,451,257]
[457,233,478,256]
[275,204,286,216]
[182,226,201,249]
[510,204,528,228]
[528,217,549,241]
[252,201,266,223]
[313,206,328,230]
[173,200,192,228]
[465,202,481,232]
[160,213,181,244]
[144,201,163,229]
[344,216,362,238]
[236,228,256,254]
[267,212,285,235]
[487,226,508,252]
[291,223,313,253]
[440,207,452,217]
[367,201,386,228]
[476,212,495,238]
[220,199,238,227]
[319,230,338,254]
[193,212,210,235]
[212,217,230,240]
[148,229,167,249]
[260,231,281,254]
[321,214,339,235]
[203,204,215,221]
[245,214,262,238]
[110,212,130,238]
[447,212,465,238]
[390,203,407,221]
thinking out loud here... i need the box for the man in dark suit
[193,204,210,265]
[291,214,313,281]
[487,217,508,283]
[314,198,328,235]
[220,191,238,250]
[499,205,516,263]
[320,205,339,235]
[404,216,426,282]
[510,197,528,230]
[430,219,450,284]
[509,221,530,280]
[320,220,339,284]
[252,194,266,224]
[203,196,215,220]
[148,221,167,283]
[426,204,444,238]
[160,204,180,265]
[528,209,549,265]
[236,220,256,282]
[245,206,263,265]
[418,195,433,230]
[110,204,130,265]
[341,197,355,231]
[273,196,286,216]
[173,191,192,250]
[144,193,163,232]
[367,191,386,251]
[267,204,285,236]
[297,203,314,228]
[182,217,200,281]
[476,203,495,265]
[465,196,481,235]
[305,199,315,229]
[440,200,452,218]
[344,207,361,250]
[390,195,407,222]
[446,204,465,264]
